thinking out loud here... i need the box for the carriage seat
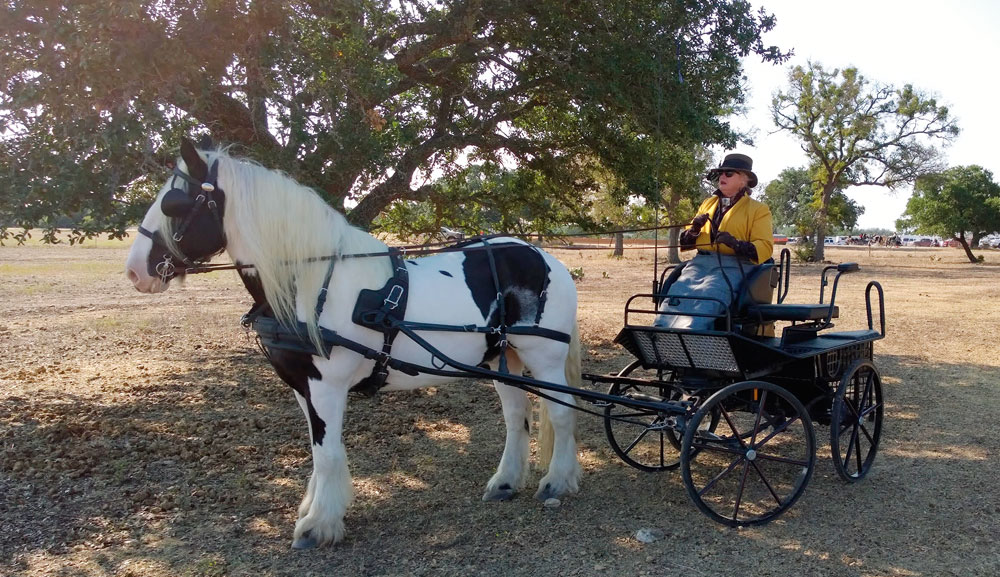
[745,302,839,322]
[659,258,778,311]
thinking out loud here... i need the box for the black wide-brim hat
[706,153,758,188]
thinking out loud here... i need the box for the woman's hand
[690,213,710,231]
[715,231,739,248]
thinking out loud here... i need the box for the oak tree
[897,166,1000,263]
[771,62,958,261]
[1,0,785,243]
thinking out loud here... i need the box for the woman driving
[681,153,773,263]
[656,153,774,329]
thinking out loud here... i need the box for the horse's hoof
[482,483,517,502]
[291,531,318,550]
[535,482,559,501]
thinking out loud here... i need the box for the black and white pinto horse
[125,139,582,548]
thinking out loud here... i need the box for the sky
[726,0,1000,230]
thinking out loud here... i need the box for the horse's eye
[162,188,196,217]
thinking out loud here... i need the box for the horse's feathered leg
[483,352,531,501]
[291,375,353,549]
[515,330,582,501]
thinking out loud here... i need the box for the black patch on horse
[461,242,547,363]
[462,242,546,323]
[238,270,327,445]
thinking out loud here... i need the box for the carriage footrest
[614,327,740,374]
[746,303,838,322]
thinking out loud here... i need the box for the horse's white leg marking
[292,377,353,549]
[513,339,581,500]
[483,352,531,501]
[292,391,317,518]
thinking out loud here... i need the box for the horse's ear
[198,134,214,150]
[180,137,209,183]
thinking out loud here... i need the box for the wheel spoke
[853,421,864,473]
[858,401,882,421]
[732,459,752,521]
[719,406,750,451]
[659,429,666,467]
[749,459,785,506]
[753,412,804,451]
[697,454,746,498]
[621,426,655,456]
[842,422,858,469]
[689,438,745,457]
[857,422,876,445]
[754,452,811,468]
[749,390,768,446]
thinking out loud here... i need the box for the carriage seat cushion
[745,303,839,322]
[736,261,778,310]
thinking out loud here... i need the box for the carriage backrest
[735,260,779,314]
[656,257,777,314]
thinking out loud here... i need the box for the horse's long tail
[538,322,581,469]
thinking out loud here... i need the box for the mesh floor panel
[627,330,740,374]
[631,330,690,368]
[683,334,740,372]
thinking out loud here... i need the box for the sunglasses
[719,170,740,178]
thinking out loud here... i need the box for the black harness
[348,253,410,394]
[138,161,226,282]
[240,250,415,396]
[242,240,570,396]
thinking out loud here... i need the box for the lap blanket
[654,252,752,330]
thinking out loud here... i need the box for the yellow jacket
[686,194,773,264]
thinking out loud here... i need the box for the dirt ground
[1,238,999,577]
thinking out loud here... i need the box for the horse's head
[125,137,228,293]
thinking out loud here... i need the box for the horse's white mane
[196,149,391,352]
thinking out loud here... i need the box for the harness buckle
[172,232,184,242]
[384,285,404,309]
[155,256,175,282]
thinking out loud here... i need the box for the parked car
[979,235,1000,248]
[773,234,788,245]
[913,238,936,247]
[440,226,465,241]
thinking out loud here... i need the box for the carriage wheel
[830,360,884,483]
[681,381,816,527]
[604,360,718,472]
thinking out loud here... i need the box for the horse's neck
[237,268,268,306]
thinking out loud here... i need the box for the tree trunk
[613,232,624,256]
[665,188,682,264]
[813,222,827,261]
[957,236,979,263]
[814,187,835,262]
[666,226,681,264]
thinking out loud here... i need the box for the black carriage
[585,249,886,526]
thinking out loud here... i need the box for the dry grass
[1,239,999,576]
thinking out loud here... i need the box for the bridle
[138,160,227,283]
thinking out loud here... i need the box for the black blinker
[162,188,196,217]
